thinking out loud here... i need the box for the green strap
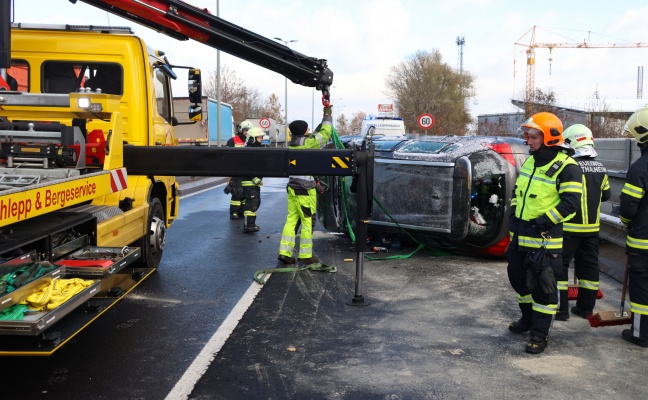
[365,243,426,260]
[254,262,337,285]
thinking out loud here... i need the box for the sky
[12,0,648,128]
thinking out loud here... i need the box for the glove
[530,216,553,234]
[223,185,232,195]
[252,178,263,187]
[323,106,332,116]
[538,266,556,294]
[524,249,546,290]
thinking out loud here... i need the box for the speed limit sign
[417,113,435,130]
[259,118,271,129]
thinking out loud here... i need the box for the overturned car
[317,135,529,256]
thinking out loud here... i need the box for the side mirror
[188,104,202,121]
[188,68,202,104]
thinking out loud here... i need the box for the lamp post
[274,37,297,147]
[331,97,343,128]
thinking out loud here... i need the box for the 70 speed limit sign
[417,113,435,130]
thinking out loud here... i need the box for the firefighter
[507,112,583,354]
[241,127,265,233]
[619,107,648,347]
[555,124,611,320]
[277,106,333,265]
[225,120,253,219]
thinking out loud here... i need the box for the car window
[373,140,404,151]
[397,141,448,153]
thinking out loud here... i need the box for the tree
[349,111,366,134]
[203,66,263,124]
[385,49,475,135]
[336,113,349,134]
[261,93,284,123]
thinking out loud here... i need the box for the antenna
[456,35,465,74]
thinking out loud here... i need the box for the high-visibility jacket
[287,115,333,192]
[510,150,583,251]
[620,146,648,253]
[226,133,246,147]
[563,157,611,235]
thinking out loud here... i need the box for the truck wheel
[138,198,166,269]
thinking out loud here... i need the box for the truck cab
[360,116,406,138]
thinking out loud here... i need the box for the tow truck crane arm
[71,0,333,97]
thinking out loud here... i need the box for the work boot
[525,336,548,354]
[508,318,531,334]
[622,329,648,348]
[555,311,570,321]
[278,255,296,265]
[299,256,320,265]
[230,213,239,220]
[570,306,593,319]
[243,225,260,233]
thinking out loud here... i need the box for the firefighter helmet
[247,127,264,138]
[238,120,253,134]
[624,107,648,144]
[520,112,564,147]
[563,124,594,149]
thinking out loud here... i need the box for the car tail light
[476,236,510,257]
[484,143,516,167]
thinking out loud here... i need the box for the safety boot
[230,213,239,220]
[243,225,260,233]
[622,329,648,348]
[525,336,548,354]
[299,256,320,265]
[508,318,531,334]
[278,255,296,265]
[555,311,570,321]
[570,306,593,319]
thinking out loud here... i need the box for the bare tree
[336,113,349,135]
[260,93,284,123]
[349,111,366,134]
[203,66,263,124]
[586,95,627,138]
[385,49,475,135]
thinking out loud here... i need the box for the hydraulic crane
[514,25,648,117]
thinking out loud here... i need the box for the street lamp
[331,97,343,128]
[274,37,297,146]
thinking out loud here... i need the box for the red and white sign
[110,168,128,192]
[417,113,435,130]
[378,103,394,112]
[259,118,271,129]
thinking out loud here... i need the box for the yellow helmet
[238,120,253,133]
[624,107,648,144]
[563,124,594,149]
[520,112,564,147]
[247,127,264,138]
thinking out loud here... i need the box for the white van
[360,116,406,137]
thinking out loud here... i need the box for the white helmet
[563,124,597,157]
[624,107,648,144]
[247,127,264,138]
[238,120,253,134]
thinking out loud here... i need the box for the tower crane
[514,25,648,117]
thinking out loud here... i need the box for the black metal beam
[123,146,355,177]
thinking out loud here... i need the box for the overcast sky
[12,0,648,128]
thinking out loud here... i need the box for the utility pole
[273,37,298,147]
[456,35,465,75]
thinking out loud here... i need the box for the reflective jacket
[510,149,583,252]
[287,115,333,192]
[620,145,648,253]
[226,134,246,147]
[563,157,611,236]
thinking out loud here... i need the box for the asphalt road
[0,177,643,400]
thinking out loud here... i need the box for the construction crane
[514,25,648,117]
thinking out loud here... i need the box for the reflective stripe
[559,181,583,193]
[620,215,631,225]
[630,301,648,316]
[622,182,644,199]
[279,234,296,255]
[579,279,599,290]
[532,301,558,315]
[243,211,256,217]
[519,235,563,249]
[564,222,600,233]
[556,281,568,291]
[230,200,242,206]
[627,235,648,250]
[518,294,533,304]
[547,207,564,224]
[511,198,518,207]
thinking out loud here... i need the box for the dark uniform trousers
[507,235,559,338]
[629,252,648,339]
[559,235,600,312]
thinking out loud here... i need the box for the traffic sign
[259,118,271,129]
[417,113,435,130]
[378,103,393,112]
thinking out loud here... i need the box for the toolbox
[54,246,141,278]
[0,252,63,313]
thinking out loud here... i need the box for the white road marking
[165,277,270,400]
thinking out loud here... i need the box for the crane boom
[514,25,648,117]
[72,0,333,95]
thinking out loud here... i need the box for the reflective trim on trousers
[630,301,648,316]
[579,279,599,290]
[557,281,568,291]
[279,234,296,257]
[230,200,242,206]
[243,210,256,217]
[518,294,533,304]
[532,301,558,315]
[298,237,313,258]
[627,236,648,250]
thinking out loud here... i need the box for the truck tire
[137,198,166,269]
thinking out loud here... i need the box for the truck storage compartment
[54,246,141,278]
[0,252,63,313]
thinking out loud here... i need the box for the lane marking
[165,276,270,400]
